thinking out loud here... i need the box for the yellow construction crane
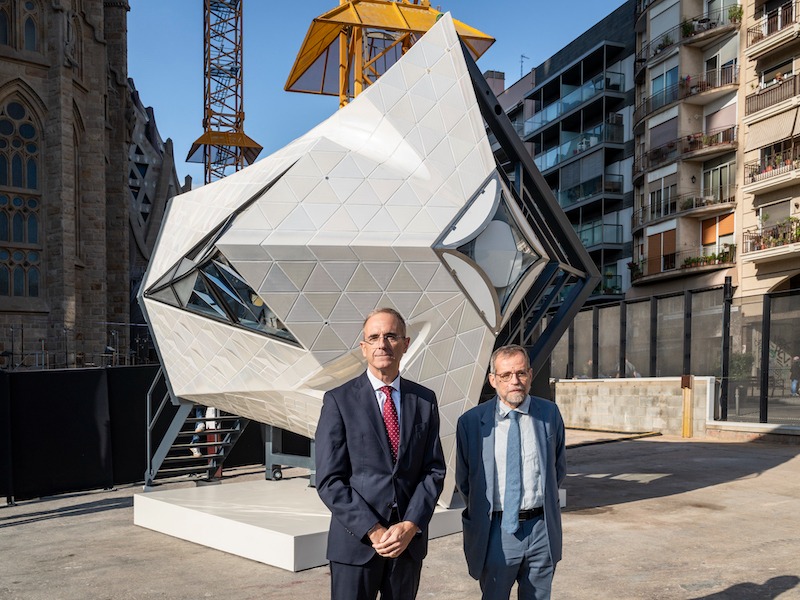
[187,0,262,184]
[285,0,495,108]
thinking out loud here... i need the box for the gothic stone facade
[0,0,130,367]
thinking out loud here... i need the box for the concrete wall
[554,376,715,437]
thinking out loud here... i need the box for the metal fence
[549,278,800,427]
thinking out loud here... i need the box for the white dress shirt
[492,395,543,511]
[366,370,402,433]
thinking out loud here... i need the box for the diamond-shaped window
[148,248,299,346]
[436,171,546,330]
[143,164,302,346]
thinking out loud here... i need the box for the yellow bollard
[681,375,693,438]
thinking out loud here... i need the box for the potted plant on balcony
[728,4,743,24]
[681,20,695,38]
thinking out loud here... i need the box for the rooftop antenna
[520,54,529,79]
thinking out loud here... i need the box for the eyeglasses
[492,370,530,382]
[361,333,405,346]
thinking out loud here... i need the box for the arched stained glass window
[26,158,36,189]
[11,154,22,187]
[0,98,42,298]
[27,213,37,243]
[12,266,23,296]
[0,9,9,47]
[24,18,36,52]
[28,266,38,296]
[11,212,22,242]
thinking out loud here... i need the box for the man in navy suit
[456,344,566,600]
[315,308,446,600]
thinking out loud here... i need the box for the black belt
[493,507,544,522]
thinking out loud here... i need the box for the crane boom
[187,0,262,184]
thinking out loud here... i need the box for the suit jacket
[455,395,566,579]
[315,372,446,566]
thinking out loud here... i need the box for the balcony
[632,188,736,230]
[534,122,624,173]
[633,125,737,178]
[635,6,741,80]
[745,74,800,116]
[593,274,623,296]
[523,71,624,137]
[633,67,739,127]
[631,244,736,283]
[746,1,799,58]
[557,174,623,211]
[742,219,800,258]
[744,150,800,193]
[576,223,623,249]
[681,125,738,159]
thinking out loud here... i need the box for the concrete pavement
[1,431,799,599]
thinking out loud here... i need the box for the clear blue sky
[128,1,629,185]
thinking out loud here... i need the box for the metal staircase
[145,367,249,488]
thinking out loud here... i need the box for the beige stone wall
[554,376,714,437]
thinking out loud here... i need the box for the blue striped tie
[502,410,521,535]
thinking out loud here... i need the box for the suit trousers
[330,552,422,600]
[480,513,554,600]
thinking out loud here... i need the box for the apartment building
[497,2,637,302]
[631,0,740,297]
[739,0,800,296]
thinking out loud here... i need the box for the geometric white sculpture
[141,14,551,505]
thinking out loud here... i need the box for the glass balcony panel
[523,71,624,136]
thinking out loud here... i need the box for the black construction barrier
[0,371,11,499]
[106,365,162,485]
[0,365,281,499]
[9,369,112,500]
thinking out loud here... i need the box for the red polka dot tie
[381,385,400,463]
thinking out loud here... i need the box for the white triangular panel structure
[141,14,599,507]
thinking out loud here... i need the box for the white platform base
[133,478,462,572]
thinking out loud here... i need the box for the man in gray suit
[456,344,566,600]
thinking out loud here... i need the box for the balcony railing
[743,218,800,252]
[632,187,736,228]
[746,0,797,46]
[576,223,623,247]
[631,244,736,280]
[634,83,680,124]
[634,125,737,175]
[745,148,800,184]
[594,274,622,295]
[534,122,624,172]
[745,73,800,115]
[557,174,623,209]
[634,67,739,124]
[523,72,624,136]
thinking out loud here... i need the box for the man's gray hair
[362,307,407,337]
[489,344,531,374]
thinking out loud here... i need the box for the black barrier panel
[106,365,161,485]
[0,371,11,498]
[10,369,112,500]
[225,419,265,468]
